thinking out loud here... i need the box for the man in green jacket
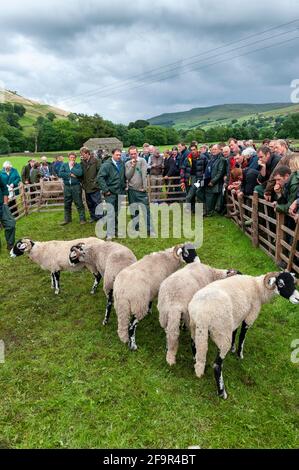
[97,148,126,239]
[80,147,102,223]
[204,144,226,216]
[0,173,16,250]
[59,152,86,225]
[272,166,299,213]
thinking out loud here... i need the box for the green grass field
[0,210,298,449]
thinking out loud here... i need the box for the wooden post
[287,220,299,271]
[237,194,245,231]
[252,191,259,247]
[20,183,29,216]
[147,175,152,203]
[275,211,284,265]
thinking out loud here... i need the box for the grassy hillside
[148,103,299,130]
[1,90,69,136]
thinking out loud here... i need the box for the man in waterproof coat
[80,147,102,223]
[204,144,226,216]
[59,152,86,225]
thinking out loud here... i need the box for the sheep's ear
[173,245,183,259]
[264,272,278,290]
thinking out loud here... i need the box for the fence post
[237,194,245,231]
[287,219,299,271]
[20,183,29,216]
[147,175,152,203]
[275,212,284,265]
[252,191,259,247]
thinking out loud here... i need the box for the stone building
[83,138,123,156]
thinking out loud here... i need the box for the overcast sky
[0,0,298,123]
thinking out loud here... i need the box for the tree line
[0,103,299,154]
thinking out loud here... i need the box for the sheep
[68,240,137,325]
[158,260,241,366]
[10,237,103,295]
[188,271,299,399]
[114,242,198,351]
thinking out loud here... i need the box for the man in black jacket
[204,144,226,216]
[185,144,208,211]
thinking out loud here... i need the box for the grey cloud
[0,0,298,123]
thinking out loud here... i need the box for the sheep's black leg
[103,290,113,326]
[147,301,153,314]
[213,350,227,399]
[237,321,249,359]
[231,328,238,353]
[128,316,138,351]
[54,271,60,294]
[91,272,102,294]
[191,338,196,360]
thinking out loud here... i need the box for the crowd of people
[0,138,298,251]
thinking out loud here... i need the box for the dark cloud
[0,0,298,123]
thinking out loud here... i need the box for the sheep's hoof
[166,354,176,366]
[219,390,228,400]
[237,352,244,360]
[55,290,59,295]
[102,319,108,326]
[90,290,95,295]
[231,346,236,353]
[129,342,138,351]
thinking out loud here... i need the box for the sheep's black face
[69,244,85,265]
[182,244,198,264]
[275,272,299,304]
[10,240,33,258]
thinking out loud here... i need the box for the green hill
[148,103,299,130]
[1,89,69,135]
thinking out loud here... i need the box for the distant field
[0,152,78,173]
[1,142,298,174]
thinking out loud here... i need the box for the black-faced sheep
[188,272,299,399]
[10,237,102,294]
[114,243,198,351]
[68,241,137,325]
[158,259,241,366]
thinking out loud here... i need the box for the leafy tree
[6,112,21,129]
[144,126,167,145]
[128,120,149,129]
[13,104,26,117]
[165,127,179,145]
[46,112,56,121]
[259,127,275,140]
[4,127,27,152]
[276,113,299,139]
[0,136,10,154]
[127,128,144,146]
